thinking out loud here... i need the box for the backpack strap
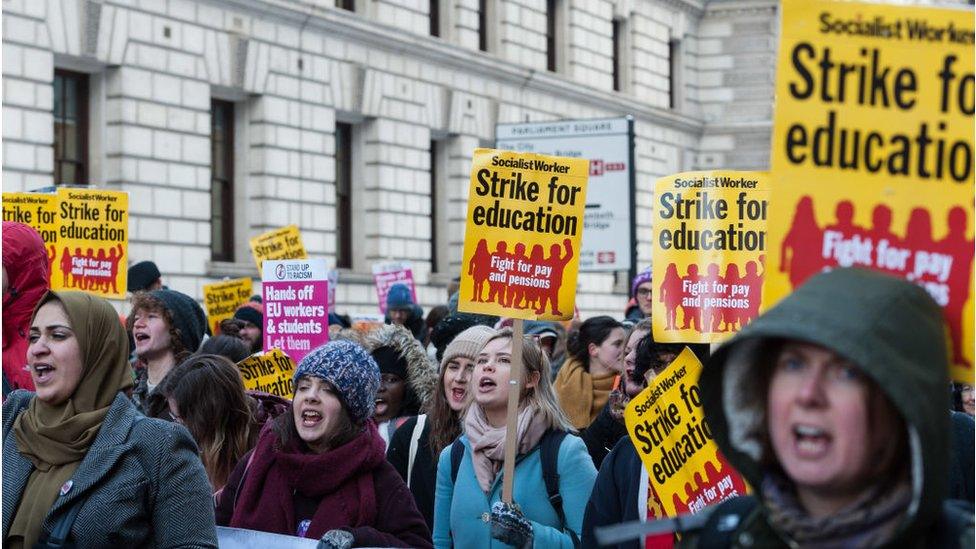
[229,449,258,514]
[407,415,427,487]
[34,497,86,549]
[450,438,465,484]
[934,499,975,548]
[37,416,152,548]
[539,430,579,548]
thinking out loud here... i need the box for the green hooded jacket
[689,268,973,548]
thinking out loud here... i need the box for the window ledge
[336,268,374,285]
[428,271,458,286]
[206,261,259,279]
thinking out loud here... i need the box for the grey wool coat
[2,391,218,548]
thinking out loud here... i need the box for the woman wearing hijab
[2,291,217,548]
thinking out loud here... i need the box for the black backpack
[450,429,580,547]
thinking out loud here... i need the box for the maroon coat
[216,422,431,548]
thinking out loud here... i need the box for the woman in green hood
[690,268,973,548]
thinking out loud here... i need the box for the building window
[335,122,353,269]
[337,0,355,11]
[669,39,680,109]
[612,20,623,91]
[211,99,235,262]
[53,70,89,185]
[430,141,439,271]
[430,0,440,36]
[478,0,489,51]
[546,0,563,72]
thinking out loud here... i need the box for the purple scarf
[229,421,386,539]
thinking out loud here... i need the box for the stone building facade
[2,0,779,317]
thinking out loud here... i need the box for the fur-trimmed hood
[700,268,950,545]
[365,324,438,406]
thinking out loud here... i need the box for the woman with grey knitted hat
[215,339,432,548]
[387,325,496,529]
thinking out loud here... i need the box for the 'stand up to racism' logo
[275,263,286,280]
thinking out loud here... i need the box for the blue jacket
[433,432,596,548]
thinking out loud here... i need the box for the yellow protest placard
[236,348,296,399]
[766,0,975,383]
[458,149,589,321]
[624,348,749,517]
[3,192,60,276]
[652,172,769,343]
[53,188,128,299]
[249,225,307,270]
[203,277,253,334]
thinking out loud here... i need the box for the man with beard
[232,303,264,354]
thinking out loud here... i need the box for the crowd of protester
[2,220,974,547]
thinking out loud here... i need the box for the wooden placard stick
[501,318,525,504]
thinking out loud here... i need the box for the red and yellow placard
[652,171,769,343]
[624,348,749,517]
[237,349,296,399]
[458,149,589,321]
[766,0,975,383]
[203,277,253,334]
[3,189,129,299]
[249,225,307,271]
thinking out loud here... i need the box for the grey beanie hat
[293,340,381,423]
[440,325,496,370]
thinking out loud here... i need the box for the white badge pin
[59,480,73,496]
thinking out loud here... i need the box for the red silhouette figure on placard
[83,248,96,290]
[107,244,124,294]
[680,265,703,332]
[659,263,683,330]
[524,245,545,311]
[507,243,530,308]
[869,205,906,275]
[780,196,824,289]
[487,242,511,307]
[720,264,742,332]
[738,255,765,328]
[468,239,492,302]
[702,263,723,333]
[671,451,749,515]
[536,239,573,316]
[823,200,871,269]
[94,249,108,293]
[59,247,74,289]
[825,201,862,236]
[905,209,936,258]
[939,207,974,369]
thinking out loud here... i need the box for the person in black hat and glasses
[127,261,164,292]
[231,303,264,355]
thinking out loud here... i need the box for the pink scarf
[464,404,549,493]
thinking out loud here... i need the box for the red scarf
[229,421,386,539]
